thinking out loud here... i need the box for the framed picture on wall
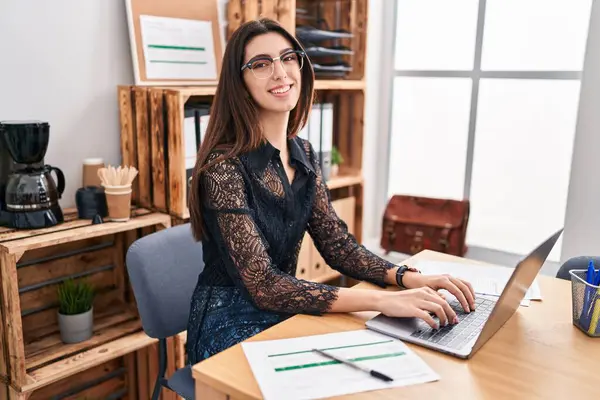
[124,0,225,85]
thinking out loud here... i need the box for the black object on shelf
[296,25,353,42]
[304,44,353,57]
[312,62,353,77]
[75,186,108,219]
[295,1,356,79]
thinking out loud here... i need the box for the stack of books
[298,103,334,180]
[184,103,211,184]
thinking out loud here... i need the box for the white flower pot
[331,164,339,177]
[58,307,94,344]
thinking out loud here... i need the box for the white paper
[414,260,541,302]
[184,115,196,170]
[140,15,217,80]
[199,114,210,138]
[242,329,439,400]
[320,103,333,153]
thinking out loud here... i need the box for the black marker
[312,348,394,382]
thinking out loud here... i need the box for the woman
[186,18,476,364]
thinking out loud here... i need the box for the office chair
[556,256,600,281]
[126,223,204,400]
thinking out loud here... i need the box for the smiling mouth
[269,84,292,94]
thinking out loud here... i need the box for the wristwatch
[395,265,421,288]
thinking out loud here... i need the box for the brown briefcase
[381,195,470,256]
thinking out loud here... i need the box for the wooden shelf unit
[118,0,369,286]
[28,354,138,400]
[144,79,366,100]
[118,80,366,221]
[0,208,171,398]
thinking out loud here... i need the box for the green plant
[331,146,344,165]
[57,279,95,315]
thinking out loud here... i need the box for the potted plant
[57,278,95,344]
[331,146,344,177]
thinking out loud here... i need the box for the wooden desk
[192,250,599,399]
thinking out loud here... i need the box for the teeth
[270,85,290,94]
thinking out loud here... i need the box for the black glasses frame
[241,50,306,73]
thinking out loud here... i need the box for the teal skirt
[186,285,292,364]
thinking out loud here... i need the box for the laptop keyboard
[410,296,496,350]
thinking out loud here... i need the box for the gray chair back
[126,223,204,339]
[556,256,600,281]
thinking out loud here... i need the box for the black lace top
[196,136,396,315]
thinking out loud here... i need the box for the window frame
[374,0,585,258]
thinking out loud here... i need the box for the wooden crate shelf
[0,207,171,397]
[311,269,342,284]
[174,331,187,371]
[119,85,366,220]
[117,0,369,287]
[314,79,365,91]
[226,0,296,38]
[296,196,357,284]
[144,79,365,101]
[24,304,139,372]
[23,331,156,394]
[9,353,138,400]
[296,0,367,80]
[135,336,183,400]
[326,170,363,190]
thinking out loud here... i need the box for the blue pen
[586,260,595,284]
[581,261,596,330]
[594,271,600,334]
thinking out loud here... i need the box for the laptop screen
[470,228,563,355]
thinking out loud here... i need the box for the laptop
[365,228,563,359]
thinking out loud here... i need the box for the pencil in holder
[569,269,600,337]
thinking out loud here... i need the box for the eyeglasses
[241,50,305,79]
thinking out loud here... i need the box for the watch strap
[395,265,421,288]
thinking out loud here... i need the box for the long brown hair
[188,18,315,241]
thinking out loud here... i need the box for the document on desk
[414,260,542,303]
[242,329,439,400]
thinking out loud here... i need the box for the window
[386,0,593,261]
[387,77,471,201]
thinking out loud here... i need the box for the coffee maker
[0,121,66,229]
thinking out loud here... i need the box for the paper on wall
[140,15,217,80]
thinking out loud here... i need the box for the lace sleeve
[306,144,396,288]
[200,152,339,315]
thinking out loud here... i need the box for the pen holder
[569,269,600,337]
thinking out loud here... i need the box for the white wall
[561,0,600,262]
[0,0,133,208]
[0,0,229,210]
[0,0,386,224]
[361,0,387,241]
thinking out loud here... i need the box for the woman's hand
[376,288,459,329]
[402,272,476,313]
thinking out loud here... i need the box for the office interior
[0,0,598,399]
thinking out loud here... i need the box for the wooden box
[27,355,136,400]
[1,344,185,400]
[135,338,184,400]
[174,331,188,372]
[313,88,365,176]
[119,84,364,220]
[0,208,170,398]
[296,0,368,80]
[119,85,214,220]
[226,0,296,38]
[297,195,358,283]
[226,0,367,80]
